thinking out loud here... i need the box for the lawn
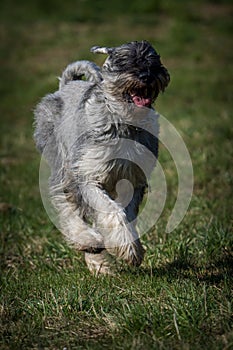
[0,0,232,349]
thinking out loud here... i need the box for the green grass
[0,0,232,349]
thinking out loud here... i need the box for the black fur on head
[91,40,170,107]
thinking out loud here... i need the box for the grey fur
[34,40,169,274]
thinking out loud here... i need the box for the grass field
[0,0,232,349]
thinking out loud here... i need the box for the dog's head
[91,40,170,108]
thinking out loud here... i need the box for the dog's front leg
[80,184,144,266]
[53,194,115,274]
[52,193,104,252]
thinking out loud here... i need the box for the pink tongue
[132,96,151,107]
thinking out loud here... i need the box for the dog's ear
[90,46,114,55]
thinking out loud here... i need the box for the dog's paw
[106,239,145,267]
[84,251,116,275]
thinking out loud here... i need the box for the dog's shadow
[119,253,233,285]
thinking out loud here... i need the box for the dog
[34,40,170,274]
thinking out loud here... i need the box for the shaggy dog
[34,40,169,274]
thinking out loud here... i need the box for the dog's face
[91,41,170,108]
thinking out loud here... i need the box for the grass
[0,0,232,349]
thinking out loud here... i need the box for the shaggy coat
[34,41,169,273]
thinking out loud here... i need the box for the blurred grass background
[0,0,232,349]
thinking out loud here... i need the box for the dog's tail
[59,60,102,89]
